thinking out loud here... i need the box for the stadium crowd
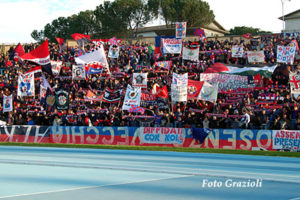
[0,33,300,130]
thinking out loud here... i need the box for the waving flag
[191,128,211,144]
[85,90,102,102]
[242,33,252,40]
[198,82,218,103]
[85,62,106,75]
[56,37,66,53]
[187,80,204,100]
[20,39,52,75]
[154,61,172,70]
[14,43,25,57]
[108,36,121,46]
[71,33,91,50]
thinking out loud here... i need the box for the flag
[198,82,218,103]
[194,28,205,38]
[156,85,169,99]
[242,33,252,40]
[75,45,109,66]
[191,128,211,144]
[172,73,188,86]
[24,66,42,74]
[3,95,13,112]
[176,22,187,38]
[56,37,66,53]
[71,33,91,50]
[154,61,172,70]
[20,39,52,75]
[55,90,69,110]
[291,39,299,51]
[102,88,122,103]
[187,80,204,100]
[85,90,102,102]
[14,43,25,57]
[128,105,145,114]
[254,73,261,85]
[108,36,121,46]
[72,65,86,80]
[122,85,141,111]
[85,62,106,75]
[17,73,35,97]
[171,84,187,102]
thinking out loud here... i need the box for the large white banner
[247,51,265,63]
[108,45,120,59]
[198,82,218,103]
[272,130,300,150]
[140,127,184,145]
[17,73,35,97]
[232,45,244,58]
[171,84,187,102]
[75,45,109,66]
[182,47,199,61]
[72,65,86,80]
[162,38,182,54]
[132,73,147,88]
[277,45,296,64]
[172,73,188,86]
[3,95,13,112]
[122,85,141,111]
[200,73,248,91]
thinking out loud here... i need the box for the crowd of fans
[0,33,300,130]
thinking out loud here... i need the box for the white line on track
[0,175,194,199]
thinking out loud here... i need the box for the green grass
[0,142,300,158]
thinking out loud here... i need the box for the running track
[0,146,299,200]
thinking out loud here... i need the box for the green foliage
[228,26,272,36]
[31,30,45,43]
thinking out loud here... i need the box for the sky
[0,0,299,44]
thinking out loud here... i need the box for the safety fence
[0,126,299,151]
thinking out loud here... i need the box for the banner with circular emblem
[55,90,69,110]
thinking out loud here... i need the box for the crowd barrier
[0,126,299,151]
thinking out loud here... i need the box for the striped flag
[154,61,172,70]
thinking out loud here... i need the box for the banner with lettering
[277,45,296,64]
[200,73,248,91]
[162,38,182,54]
[171,84,187,102]
[272,130,300,150]
[247,51,265,63]
[140,127,184,145]
[231,45,244,58]
[175,22,187,38]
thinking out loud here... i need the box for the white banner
[17,73,35,97]
[75,45,109,66]
[72,65,86,80]
[232,45,244,58]
[3,95,13,112]
[108,45,120,59]
[140,127,184,145]
[289,73,300,99]
[198,82,218,103]
[133,73,147,88]
[200,73,248,91]
[171,84,187,102]
[272,130,300,150]
[183,47,199,61]
[277,45,296,64]
[247,51,265,63]
[122,85,141,111]
[51,61,62,76]
[172,73,188,86]
[162,38,182,54]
